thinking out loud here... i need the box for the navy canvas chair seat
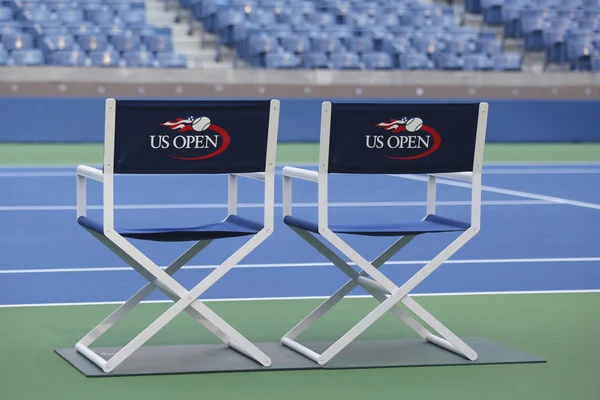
[280,101,489,366]
[77,214,263,241]
[72,98,280,374]
[283,214,470,236]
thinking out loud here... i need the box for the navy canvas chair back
[108,99,273,174]
[325,102,482,175]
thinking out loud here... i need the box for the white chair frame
[74,98,280,372]
[280,101,489,365]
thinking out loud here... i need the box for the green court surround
[0,294,598,400]
[1,143,600,165]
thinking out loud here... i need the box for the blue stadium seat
[2,32,34,50]
[265,51,300,68]
[301,51,330,68]
[88,50,121,67]
[567,38,595,70]
[482,0,505,26]
[362,51,393,69]
[109,33,141,53]
[544,29,568,66]
[66,22,98,36]
[330,51,362,69]
[400,53,433,70]
[57,10,85,23]
[438,53,464,70]
[47,50,87,66]
[11,48,44,65]
[0,46,8,65]
[345,36,374,54]
[0,22,22,35]
[77,34,109,52]
[121,11,146,26]
[123,50,156,67]
[310,35,342,53]
[591,55,600,70]
[144,35,173,53]
[41,34,76,52]
[86,9,114,25]
[462,53,494,70]
[0,6,12,21]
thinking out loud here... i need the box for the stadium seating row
[470,0,600,70]
[184,0,525,70]
[0,0,188,67]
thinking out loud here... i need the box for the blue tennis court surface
[1,163,599,306]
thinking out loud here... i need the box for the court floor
[1,156,599,399]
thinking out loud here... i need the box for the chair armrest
[282,166,318,182]
[429,172,472,182]
[232,172,265,181]
[76,165,103,218]
[282,167,319,217]
[227,172,267,215]
[77,165,104,182]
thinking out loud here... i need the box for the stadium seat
[2,32,34,51]
[123,50,156,67]
[144,35,173,53]
[330,51,362,69]
[362,51,393,69]
[463,53,494,70]
[109,33,141,53]
[482,0,505,26]
[300,51,328,68]
[591,55,600,70]
[0,46,8,65]
[0,6,12,21]
[88,50,121,67]
[73,98,281,373]
[265,51,300,68]
[77,34,109,52]
[11,48,44,65]
[47,50,87,66]
[41,34,76,52]
[280,101,489,366]
[57,10,85,23]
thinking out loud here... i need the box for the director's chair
[281,101,488,365]
[74,98,280,373]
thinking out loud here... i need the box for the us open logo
[150,116,230,160]
[365,117,441,160]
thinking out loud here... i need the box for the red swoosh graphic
[168,124,231,161]
[384,125,441,160]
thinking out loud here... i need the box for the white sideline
[0,199,553,212]
[2,164,600,177]
[0,168,600,178]
[0,289,598,309]
[392,174,600,211]
[1,256,599,275]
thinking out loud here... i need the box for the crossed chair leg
[281,227,479,365]
[75,229,272,373]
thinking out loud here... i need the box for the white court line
[4,167,600,177]
[482,168,600,174]
[1,161,600,170]
[0,289,598,309]
[393,174,600,211]
[2,256,598,275]
[0,199,553,212]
